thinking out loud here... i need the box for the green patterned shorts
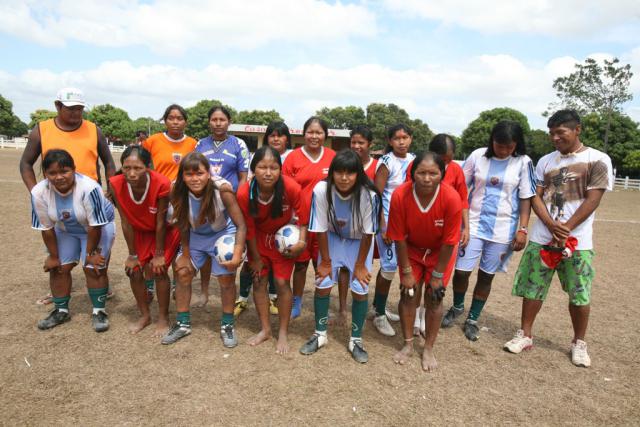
[512,242,595,306]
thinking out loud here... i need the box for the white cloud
[0,0,376,53]
[7,53,622,134]
[383,0,640,40]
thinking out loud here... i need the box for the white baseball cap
[56,87,86,107]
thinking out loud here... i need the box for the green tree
[546,57,633,153]
[185,99,237,140]
[365,103,433,152]
[527,129,554,163]
[235,109,283,125]
[316,106,366,129]
[580,112,640,174]
[28,109,57,128]
[622,150,640,177]
[460,107,531,158]
[0,95,28,137]
[86,104,133,142]
[130,117,164,140]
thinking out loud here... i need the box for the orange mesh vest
[39,119,99,181]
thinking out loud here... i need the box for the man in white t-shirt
[503,110,613,368]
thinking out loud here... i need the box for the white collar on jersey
[301,146,325,163]
[363,157,374,172]
[412,184,440,213]
[127,172,151,205]
[163,132,187,143]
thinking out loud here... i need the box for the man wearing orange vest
[19,87,116,190]
[20,88,117,305]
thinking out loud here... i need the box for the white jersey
[376,151,415,219]
[31,173,114,233]
[463,148,536,244]
[529,147,613,250]
[308,181,378,240]
[167,176,231,234]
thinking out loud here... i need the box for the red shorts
[251,232,295,280]
[443,242,459,286]
[134,226,181,267]
[407,246,454,287]
[295,232,318,264]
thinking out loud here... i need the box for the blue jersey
[31,173,114,234]
[463,148,536,244]
[195,134,249,191]
[185,178,231,236]
[308,181,378,240]
[376,151,415,220]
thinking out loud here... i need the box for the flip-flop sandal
[36,294,53,305]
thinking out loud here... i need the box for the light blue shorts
[455,236,513,274]
[178,224,237,277]
[54,222,116,269]
[316,232,373,295]
[375,231,397,273]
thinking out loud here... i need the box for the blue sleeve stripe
[527,161,536,194]
[89,188,107,224]
[309,192,318,230]
[31,197,41,228]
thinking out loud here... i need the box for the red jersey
[282,146,335,195]
[109,170,171,232]
[237,176,308,241]
[387,182,462,251]
[364,157,378,182]
[405,160,468,208]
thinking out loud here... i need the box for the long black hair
[171,153,219,231]
[264,121,292,150]
[325,149,381,237]
[249,145,285,219]
[485,120,527,158]
[384,123,413,154]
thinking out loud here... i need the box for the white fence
[0,137,126,153]
[615,177,640,190]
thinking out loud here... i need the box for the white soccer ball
[275,224,301,254]
[213,234,245,264]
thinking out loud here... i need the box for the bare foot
[421,347,438,372]
[275,333,289,355]
[191,293,209,308]
[393,342,414,365]
[154,318,170,337]
[129,316,151,334]
[328,310,348,327]
[247,329,271,346]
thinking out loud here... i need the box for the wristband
[401,266,412,274]
[431,270,444,279]
[517,226,528,235]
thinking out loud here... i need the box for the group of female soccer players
[31,103,536,372]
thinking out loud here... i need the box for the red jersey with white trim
[387,182,462,251]
[237,176,308,241]
[109,170,171,232]
[405,160,468,208]
[364,157,378,182]
[282,146,336,197]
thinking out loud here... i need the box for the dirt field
[0,148,638,426]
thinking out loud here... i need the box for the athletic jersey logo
[210,164,223,176]
[322,168,329,174]
[172,153,182,164]
[282,204,290,212]
[222,149,237,159]
[434,219,444,227]
[336,217,348,229]
[60,209,71,220]
[149,207,158,214]
[490,176,500,186]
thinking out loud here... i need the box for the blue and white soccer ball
[213,234,246,264]
[275,224,301,254]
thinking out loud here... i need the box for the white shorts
[455,236,513,274]
[316,232,373,295]
[54,222,116,269]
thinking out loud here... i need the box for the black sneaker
[299,333,327,355]
[92,311,109,333]
[464,319,480,341]
[348,339,368,363]
[37,309,70,330]
[161,323,192,345]
[220,324,238,348]
[441,306,464,328]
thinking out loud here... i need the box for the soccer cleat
[441,305,464,328]
[463,319,480,341]
[503,329,533,354]
[299,333,328,355]
[291,296,302,319]
[385,308,400,322]
[571,340,591,368]
[37,309,70,330]
[233,300,248,317]
[373,314,396,337]
[220,324,238,348]
[161,322,192,345]
[269,297,279,315]
[91,311,109,333]
[348,339,369,363]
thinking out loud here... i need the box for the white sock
[237,296,248,303]
[414,307,421,328]
[315,330,327,337]
[92,308,105,315]
[269,293,277,300]
[57,308,69,313]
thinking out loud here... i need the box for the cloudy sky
[1,0,639,134]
